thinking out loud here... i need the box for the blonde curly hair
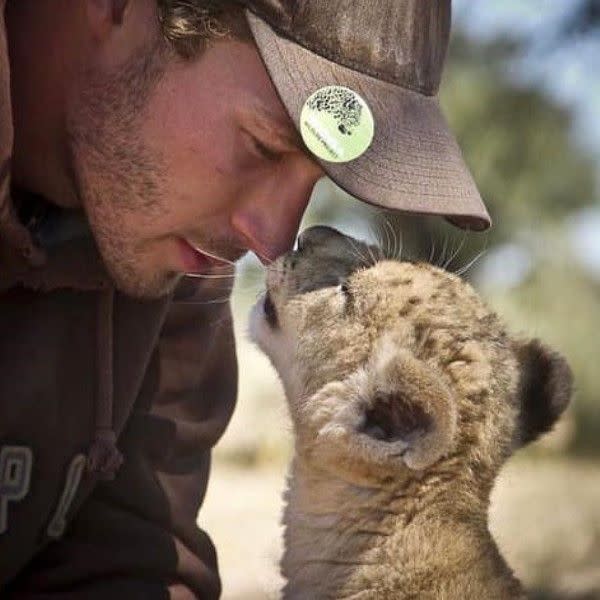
[157,0,246,59]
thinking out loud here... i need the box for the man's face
[68,23,324,298]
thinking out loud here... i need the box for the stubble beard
[67,42,182,299]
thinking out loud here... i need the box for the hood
[0,190,112,294]
[1,23,127,477]
[0,1,44,283]
[1,3,109,294]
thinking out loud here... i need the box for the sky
[454,0,600,159]
[454,0,600,284]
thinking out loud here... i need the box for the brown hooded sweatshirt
[0,5,238,598]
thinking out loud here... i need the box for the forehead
[295,259,487,326]
[353,261,484,312]
[204,40,295,128]
[162,38,294,128]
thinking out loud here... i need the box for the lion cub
[250,226,573,600]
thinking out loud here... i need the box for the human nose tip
[250,217,304,265]
[233,180,324,264]
[232,198,306,265]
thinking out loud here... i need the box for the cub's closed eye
[339,281,354,314]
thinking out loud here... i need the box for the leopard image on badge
[300,85,375,163]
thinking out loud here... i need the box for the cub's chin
[248,293,269,348]
[248,292,300,401]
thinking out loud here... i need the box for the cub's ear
[359,344,457,470]
[515,339,573,446]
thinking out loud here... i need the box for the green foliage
[440,34,600,454]
[558,0,600,38]
[441,35,597,242]
[484,245,600,455]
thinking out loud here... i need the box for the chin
[248,294,300,400]
[108,265,182,299]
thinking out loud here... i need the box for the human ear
[514,339,573,446]
[85,0,130,40]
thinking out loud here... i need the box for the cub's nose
[297,225,345,251]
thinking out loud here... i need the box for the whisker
[250,248,277,266]
[455,248,488,277]
[367,223,385,262]
[428,234,437,265]
[364,235,379,266]
[391,218,404,261]
[379,215,393,260]
[379,216,393,259]
[438,234,449,268]
[184,272,238,280]
[367,222,381,250]
[385,217,398,259]
[399,230,404,261]
[370,215,384,264]
[184,240,238,267]
[376,239,386,262]
[176,296,237,306]
[200,262,239,270]
[344,236,371,268]
[368,217,383,258]
[443,231,467,271]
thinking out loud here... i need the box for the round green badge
[300,85,375,163]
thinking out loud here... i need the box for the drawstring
[87,288,124,480]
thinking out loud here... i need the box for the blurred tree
[375,31,597,268]
[489,250,600,457]
[441,33,597,236]
[554,0,600,39]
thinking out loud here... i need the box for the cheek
[86,200,156,257]
[145,53,259,174]
[141,73,243,193]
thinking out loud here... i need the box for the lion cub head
[250,226,573,492]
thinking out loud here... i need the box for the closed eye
[241,128,283,163]
[250,136,281,162]
[339,281,354,314]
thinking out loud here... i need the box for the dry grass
[199,272,600,600]
[202,457,600,599]
[491,458,600,599]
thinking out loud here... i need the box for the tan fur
[249,226,573,600]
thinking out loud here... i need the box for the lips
[178,238,230,273]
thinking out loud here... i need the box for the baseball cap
[242,0,491,231]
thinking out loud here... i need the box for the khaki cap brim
[246,11,491,231]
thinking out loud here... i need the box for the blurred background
[200,2,600,598]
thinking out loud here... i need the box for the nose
[231,160,324,264]
[297,225,345,251]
